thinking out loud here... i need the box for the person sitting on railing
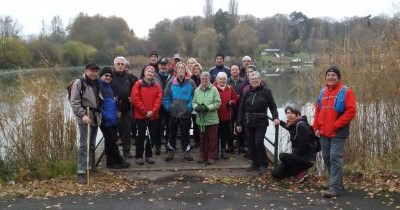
[271,102,316,183]
[236,71,280,175]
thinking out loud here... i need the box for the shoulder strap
[318,87,325,109]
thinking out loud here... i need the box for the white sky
[1,0,398,39]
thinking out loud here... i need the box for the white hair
[216,72,227,80]
[114,56,127,64]
[249,71,261,79]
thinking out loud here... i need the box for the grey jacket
[69,73,102,126]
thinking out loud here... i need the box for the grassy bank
[0,69,77,182]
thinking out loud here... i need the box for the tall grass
[0,69,77,181]
[313,18,400,172]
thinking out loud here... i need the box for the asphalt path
[1,174,398,210]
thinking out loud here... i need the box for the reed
[0,69,77,181]
[310,18,400,172]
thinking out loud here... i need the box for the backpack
[318,86,347,113]
[295,121,321,152]
[67,77,85,101]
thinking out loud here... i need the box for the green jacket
[192,83,221,129]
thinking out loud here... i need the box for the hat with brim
[85,63,100,70]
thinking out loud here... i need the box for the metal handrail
[266,116,284,166]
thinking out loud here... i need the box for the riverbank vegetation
[0,70,77,182]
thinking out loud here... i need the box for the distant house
[261,48,280,55]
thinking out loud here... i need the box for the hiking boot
[322,182,344,190]
[294,171,308,183]
[226,147,235,154]
[197,159,206,164]
[135,158,144,165]
[165,151,174,162]
[77,173,87,185]
[155,145,161,155]
[124,151,133,158]
[184,152,194,161]
[120,161,130,168]
[146,157,155,164]
[322,188,341,198]
[258,166,268,175]
[220,152,229,160]
[207,159,217,165]
[246,164,258,172]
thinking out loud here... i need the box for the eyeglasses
[116,63,125,66]
[104,74,113,78]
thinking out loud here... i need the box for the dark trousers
[232,107,245,149]
[199,124,218,161]
[119,110,132,153]
[271,153,313,179]
[136,119,160,158]
[218,120,233,151]
[191,114,200,144]
[167,117,191,152]
[245,126,269,167]
[159,107,169,145]
[100,125,124,166]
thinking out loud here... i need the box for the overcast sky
[1,0,398,39]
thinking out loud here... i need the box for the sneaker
[146,157,155,164]
[258,166,267,175]
[77,173,87,185]
[294,171,308,183]
[135,158,144,165]
[322,188,341,198]
[183,152,194,161]
[155,145,161,155]
[165,151,174,162]
[124,152,133,158]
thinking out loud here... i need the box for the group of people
[69,52,357,199]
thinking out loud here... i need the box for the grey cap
[173,53,181,60]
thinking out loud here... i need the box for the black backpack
[67,77,85,101]
[295,121,321,152]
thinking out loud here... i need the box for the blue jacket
[162,77,196,119]
[209,65,230,83]
[100,80,118,126]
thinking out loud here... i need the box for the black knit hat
[100,66,113,77]
[149,50,158,57]
[325,65,341,80]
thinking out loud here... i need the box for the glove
[195,104,208,112]
[226,100,233,107]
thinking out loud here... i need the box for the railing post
[274,125,279,166]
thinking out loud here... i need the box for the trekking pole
[86,107,90,185]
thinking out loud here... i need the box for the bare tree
[228,0,239,26]
[203,0,214,27]
[0,16,20,38]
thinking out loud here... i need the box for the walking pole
[86,107,90,185]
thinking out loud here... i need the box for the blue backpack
[318,86,347,113]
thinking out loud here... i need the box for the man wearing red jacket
[313,66,356,198]
[131,65,163,165]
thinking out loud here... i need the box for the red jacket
[214,84,238,122]
[130,79,162,120]
[313,82,356,138]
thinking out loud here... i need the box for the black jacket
[110,71,138,112]
[287,116,317,163]
[237,85,278,127]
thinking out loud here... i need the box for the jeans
[77,124,98,174]
[320,136,345,191]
